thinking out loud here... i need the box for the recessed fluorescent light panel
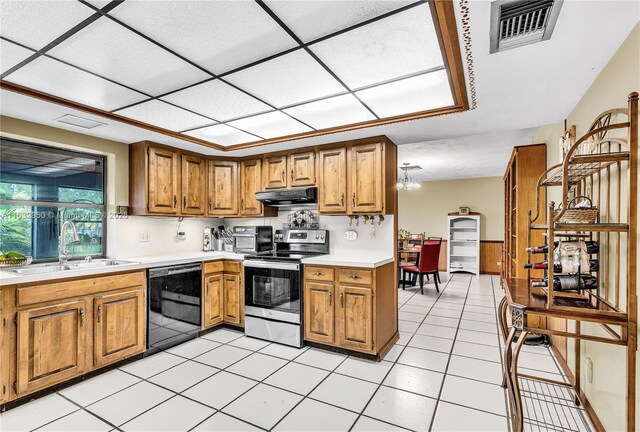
[54,114,107,129]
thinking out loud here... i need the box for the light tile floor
[0,274,595,432]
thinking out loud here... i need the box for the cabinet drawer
[304,266,334,282]
[16,271,146,307]
[223,261,242,273]
[339,268,372,285]
[203,261,224,274]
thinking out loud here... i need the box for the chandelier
[397,163,422,190]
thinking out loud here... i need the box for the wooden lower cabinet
[203,273,224,327]
[4,270,147,402]
[93,288,146,368]
[304,282,335,344]
[337,285,373,351]
[16,300,88,395]
[202,260,244,328]
[303,263,396,357]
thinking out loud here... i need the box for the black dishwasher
[147,263,202,354]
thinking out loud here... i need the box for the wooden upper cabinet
[148,146,180,214]
[240,159,263,216]
[93,288,146,368]
[263,155,288,190]
[318,147,347,214]
[337,285,373,352]
[16,300,88,395]
[289,151,316,187]
[350,142,384,213]
[208,160,238,216]
[181,154,207,215]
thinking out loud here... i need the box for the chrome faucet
[59,220,80,264]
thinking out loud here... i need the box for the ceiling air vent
[490,0,563,54]
[53,114,106,129]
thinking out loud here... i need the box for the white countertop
[301,254,394,268]
[0,251,394,286]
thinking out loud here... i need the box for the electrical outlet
[139,231,150,242]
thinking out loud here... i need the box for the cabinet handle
[313,271,325,276]
[340,292,344,308]
[173,195,177,208]
[350,274,361,279]
[329,291,332,306]
[352,192,356,207]
[97,305,102,323]
[240,198,244,209]
[340,193,344,207]
[290,168,294,182]
[79,309,85,327]
[183,196,187,208]
[209,198,212,210]
[281,169,285,182]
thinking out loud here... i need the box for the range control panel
[274,229,328,244]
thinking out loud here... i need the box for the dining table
[397,247,420,288]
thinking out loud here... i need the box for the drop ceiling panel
[228,111,313,139]
[355,70,454,118]
[161,80,272,122]
[224,50,345,108]
[311,4,444,89]
[1,39,34,74]
[0,0,94,49]
[47,18,210,96]
[264,0,414,43]
[5,56,147,111]
[109,1,297,75]
[185,124,258,147]
[283,94,375,130]
[114,100,214,133]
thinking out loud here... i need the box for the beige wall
[398,176,504,241]
[532,23,639,432]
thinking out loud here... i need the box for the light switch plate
[344,230,358,241]
[139,231,150,242]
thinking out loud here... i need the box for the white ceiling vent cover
[490,0,563,54]
[54,114,107,129]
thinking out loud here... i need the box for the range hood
[255,187,317,208]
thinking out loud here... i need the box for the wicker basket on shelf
[558,196,599,224]
[0,256,32,268]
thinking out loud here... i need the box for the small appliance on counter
[243,228,329,347]
[232,226,273,253]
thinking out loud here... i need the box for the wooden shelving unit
[500,92,638,432]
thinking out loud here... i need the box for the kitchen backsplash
[109,209,394,258]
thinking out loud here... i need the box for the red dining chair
[401,242,441,294]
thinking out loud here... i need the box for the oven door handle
[244,260,299,271]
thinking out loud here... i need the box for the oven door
[244,260,301,323]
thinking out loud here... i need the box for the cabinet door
[350,143,383,213]
[304,282,335,344]
[181,154,207,215]
[203,273,224,328]
[263,155,288,190]
[223,274,243,325]
[240,159,263,216]
[94,289,146,368]
[148,146,180,214]
[337,285,373,352]
[289,151,316,187]
[207,160,238,216]
[16,300,88,395]
[318,147,347,213]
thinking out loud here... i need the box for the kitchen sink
[9,260,138,275]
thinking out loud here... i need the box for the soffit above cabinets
[0,0,468,151]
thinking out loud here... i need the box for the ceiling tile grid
[47,18,210,96]
[160,79,273,123]
[1,0,458,147]
[114,99,214,133]
[185,124,261,147]
[6,55,148,112]
[108,0,299,75]
[0,39,35,75]
[0,0,95,49]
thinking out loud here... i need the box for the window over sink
[0,137,106,261]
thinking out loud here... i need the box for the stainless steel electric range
[243,228,329,347]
